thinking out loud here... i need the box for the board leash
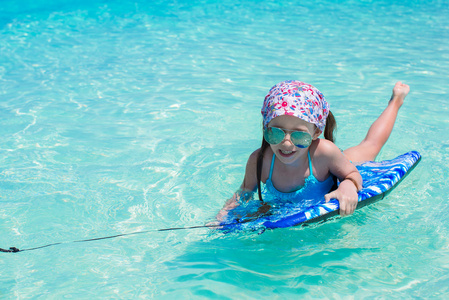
[0,217,266,253]
[0,224,227,253]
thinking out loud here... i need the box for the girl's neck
[272,147,310,170]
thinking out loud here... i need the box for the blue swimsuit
[261,151,335,209]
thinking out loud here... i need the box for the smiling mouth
[279,149,295,157]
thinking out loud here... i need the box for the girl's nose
[281,133,293,145]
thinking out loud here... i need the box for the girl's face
[267,115,320,165]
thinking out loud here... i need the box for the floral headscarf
[261,80,330,133]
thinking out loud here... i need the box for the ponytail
[324,111,337,143]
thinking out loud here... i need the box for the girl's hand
[206,198,238,228]
[215,197,239,223]
[211,190,253,225]
[324,180,359,216]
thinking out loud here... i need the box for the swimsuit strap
[308,150,313,177]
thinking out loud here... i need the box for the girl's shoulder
[246,148,261,168]
[309,139,346,178]
[242,147,273,191]
[310,138,342,160]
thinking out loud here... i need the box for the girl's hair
[256,111,337,202]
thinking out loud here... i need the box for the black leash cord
[0,223,228,253]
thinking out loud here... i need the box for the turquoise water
[1,0,448,298]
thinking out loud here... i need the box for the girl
[215,80,410,222]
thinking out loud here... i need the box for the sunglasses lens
[264,127,284,145]
[291,131,312,148]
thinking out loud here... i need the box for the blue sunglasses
[263,127,313,148]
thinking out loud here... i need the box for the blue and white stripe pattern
[220,151,421,232]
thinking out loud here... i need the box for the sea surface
[1,0,448,298]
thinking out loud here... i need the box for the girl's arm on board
[318,140,362,216]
